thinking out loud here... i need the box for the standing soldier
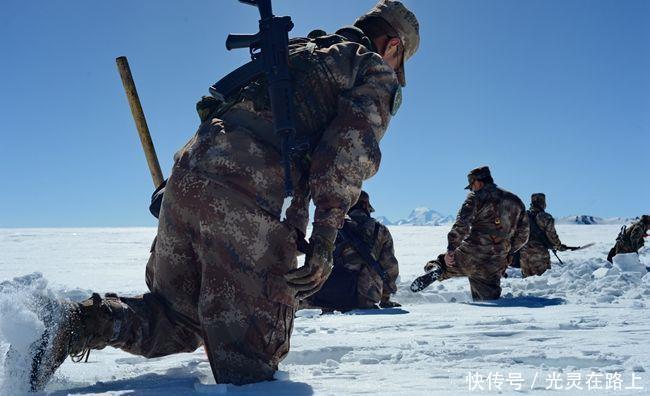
[20,0,420,390]
[411,167,529,301]
[302,191,400,312]
[607,215,650,263]
[519,193,569,277]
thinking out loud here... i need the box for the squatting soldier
[519,193,568,277]
[607,215,650,263]
[411,166,529,301]
[302,191,400,312]
[26,0,420,389]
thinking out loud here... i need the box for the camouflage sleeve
[539,212,563,250]
[309,43,397,230]
[510,207,530,253]
[447,193,478,251]
[629,223,646,251]
[378,225,399,297]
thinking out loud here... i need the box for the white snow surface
[0,225,649,395]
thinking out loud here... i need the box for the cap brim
[396,58,406,87]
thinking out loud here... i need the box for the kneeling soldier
[302,191,400,311]
[607,215,650,263]
[411,167,529,301]
[519,193,569,277]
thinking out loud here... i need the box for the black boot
[410,262,444,292]
[6,293,125,392]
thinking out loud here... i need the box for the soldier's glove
[558,244,569,252]
[444,250,456,267]
[379,299,401,309]
[285,225,337,300]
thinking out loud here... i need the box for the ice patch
[613,253,647,275]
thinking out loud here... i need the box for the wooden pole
[116,56,164,188]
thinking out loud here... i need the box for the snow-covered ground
[0,225,648,395]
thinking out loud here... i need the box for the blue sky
[1,0,648,227]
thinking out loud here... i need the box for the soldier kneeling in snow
[607,215,650,263]
[518,193,569,277]
[411,167,529,301]
[301,191,401,312]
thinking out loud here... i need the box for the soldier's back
[173,37,395,221]
[463,184,526,257]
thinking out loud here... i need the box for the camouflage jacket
[335,209,399,304]
[175,35,399,234]
[447,183,529,261]
[615,220,648,253]
[526,209,564,251]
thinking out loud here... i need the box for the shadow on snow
[465,296,565,308]
[48,370,314,396]
[344,307,410,315]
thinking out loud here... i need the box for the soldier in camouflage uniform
[607,215,650,263]
[26,0,420,390]
[302,191,400,311]
[414,167,529,301]
[519,193,568,277]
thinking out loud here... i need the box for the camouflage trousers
[436,251,504,301]
[91,166,298,384]
[519,245,551,277]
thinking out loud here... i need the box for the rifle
[550,242,594,265]
[564,243,595,251]
[210,0,297,218]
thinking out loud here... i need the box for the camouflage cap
[464,166,493,190]
[351,190,375,213]
[531,193,547,209]
[355,0,420,86]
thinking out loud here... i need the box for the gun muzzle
[226,33,260,50]
[239,0,258,5]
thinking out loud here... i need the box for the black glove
[285,225,337,300]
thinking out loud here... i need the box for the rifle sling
[338,221,394,292]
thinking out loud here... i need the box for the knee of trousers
[468,275,502,301]
[201,297,295,384]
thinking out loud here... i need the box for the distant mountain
[376,211,638,226]
[375,216,393,226]
[556,215,639,225]
[392,207,454,226]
